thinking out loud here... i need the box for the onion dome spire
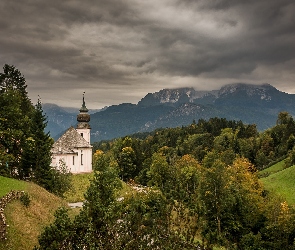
[80,92,89,112]
[77,92,90,126]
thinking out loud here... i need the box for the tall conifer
[0,64,33,177]
[31,97,54,189]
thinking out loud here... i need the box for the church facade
[51,95,92,173]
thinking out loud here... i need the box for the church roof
[51,126,92,154]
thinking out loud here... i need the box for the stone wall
[0,190,24,240]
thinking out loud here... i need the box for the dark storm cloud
[146,0,295,77]
[0,0,294,107]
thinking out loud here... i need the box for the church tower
[51,93,92,173]
[76,92,91,144]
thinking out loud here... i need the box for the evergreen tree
[0,64,34,177]
[0,64,32,114]
[0,64,27,93]
[22,97,54,187]
[32,98,54,188]
[35,207,74,250]
[0,64,72,197]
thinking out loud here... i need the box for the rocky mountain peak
[218,83,275,100]
[138,87,217,106]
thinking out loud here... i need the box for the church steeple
[79,92,89,113]
[76,93,91,144]
[77,92,90,124]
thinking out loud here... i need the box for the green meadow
[260,161,295,205]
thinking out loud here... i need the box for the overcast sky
[1,0,294,109]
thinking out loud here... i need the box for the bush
[20,192,31,207]
[50,160,72,198]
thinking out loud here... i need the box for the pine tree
[30,98,54,189]
[0,64,34,177]
[0,64,27,95]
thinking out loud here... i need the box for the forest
[37,112,295,249]
[2,64,295,249]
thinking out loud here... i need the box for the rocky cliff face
[138,87,218,106]
[139,83,281,107]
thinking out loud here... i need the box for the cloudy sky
[1,0,294,109]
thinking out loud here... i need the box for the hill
[0,176,67,250]
[0,176,27,198]
[260,164,295,205]
[259,160,286,177]
[44,83,295,142]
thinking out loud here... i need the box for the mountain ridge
[43,83,295,142]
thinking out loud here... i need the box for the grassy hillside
[0,176,27,197]
[258,160,285,177]
[64,173,135,203]
[64,173,94,202]
[0,176,67,250]
[260,164,295,205]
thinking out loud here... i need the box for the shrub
[20,192,31,207]
[49,160,72,198]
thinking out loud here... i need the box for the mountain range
[43,83,295,142]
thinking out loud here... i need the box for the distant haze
[0,0,294,108]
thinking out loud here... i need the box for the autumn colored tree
[199,157,265,248]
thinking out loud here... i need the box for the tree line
[94,112,295,183]
[0,64,70,197]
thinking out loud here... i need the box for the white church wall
[51,148,92,174]
[72,148,92,173]
[51,154,74,172]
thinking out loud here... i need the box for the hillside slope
[260,164,295,205]
[0,176,67,250]
[0,176,27,198]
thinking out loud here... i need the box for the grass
[119,181,138,197]
[0,177,67,250]
[64,172,94,202]
[64,172,137,203]
[258,160,286,177]
[260,164,295,205]
[0,176,28,197]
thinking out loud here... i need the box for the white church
[51,95,92,173]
